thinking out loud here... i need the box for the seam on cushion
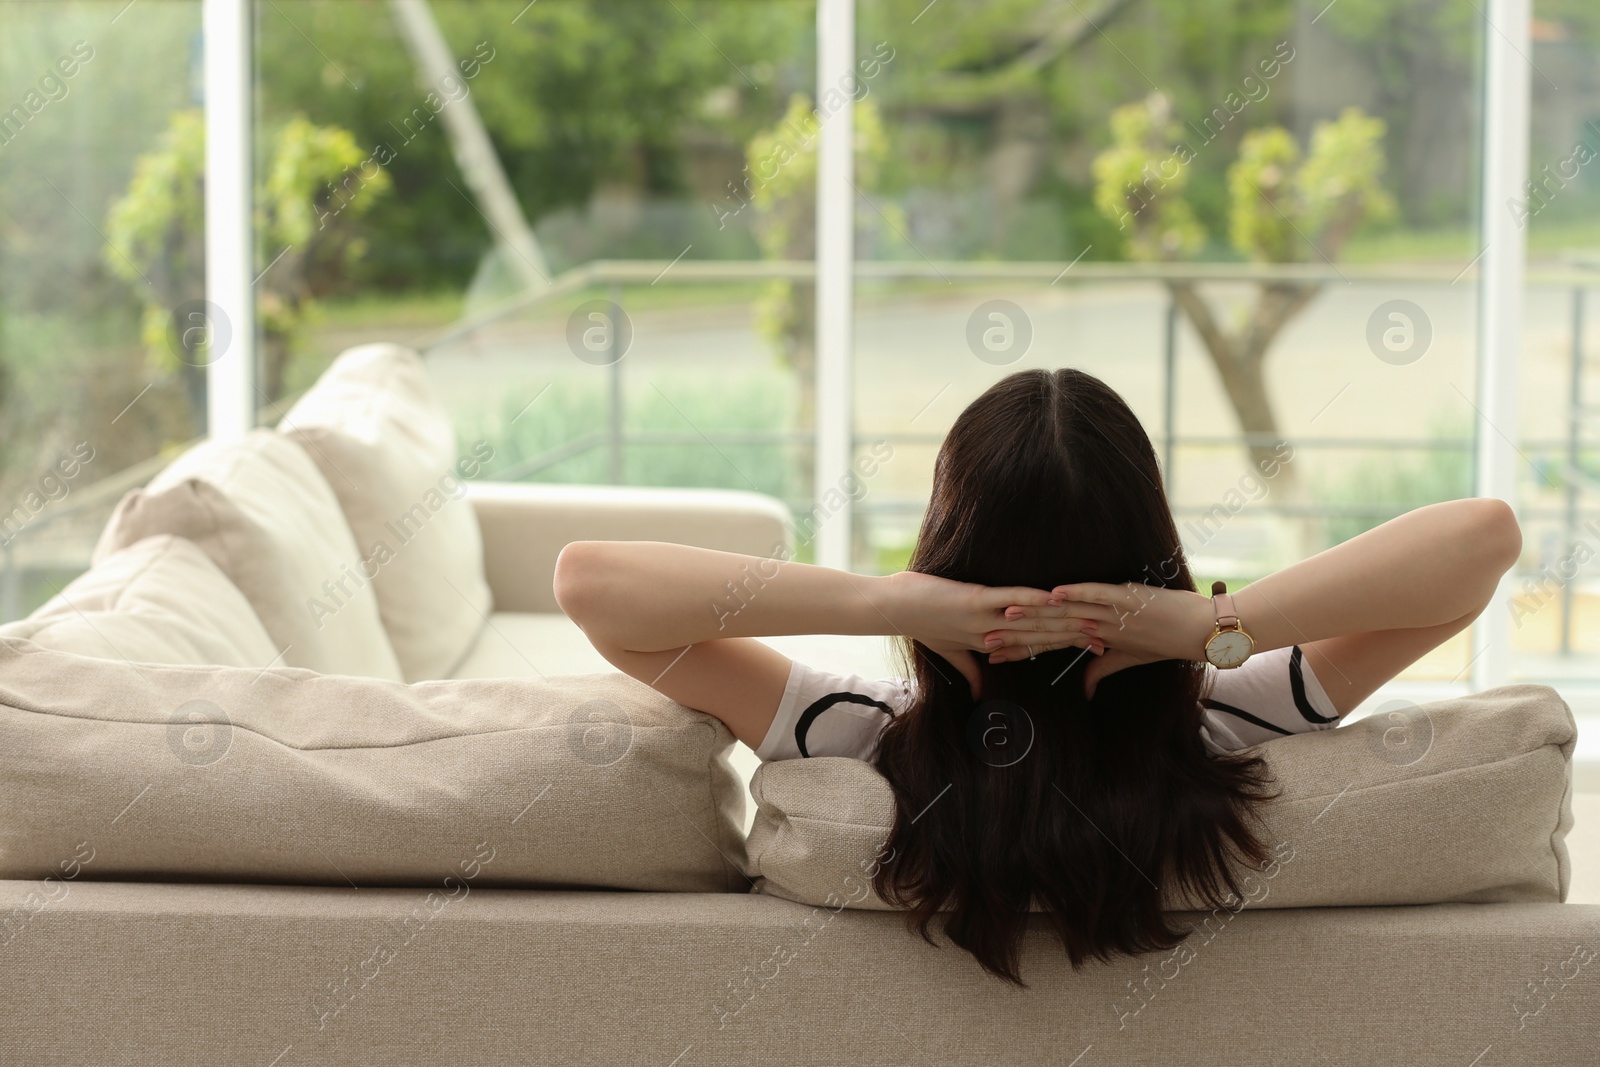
[1551,752,1574,900]
[1546,696,1578,901]
[703,720,752,892]
[1267,748,1568,812]
[763,810,898,834]
[700,719,745,891]
[1266,730,1570,805]
[179,480,234,575]
[0,701,703,753]
[757,746,1570,830]
[676,716,748,891]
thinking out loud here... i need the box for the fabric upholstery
[279,343,491,681]
[0,637,746,892]
[93,430,403,680]
[449,610,612,680]
[0,535,278,669]
[2,880,1596,1065]
[747,683,1577,910]
[471,481,793,614]
[449,619,915,835]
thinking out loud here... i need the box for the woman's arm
[554,540,897,653]
[1216,497,1519,714]
[987,498,1522,714]
[552,540,1102,746]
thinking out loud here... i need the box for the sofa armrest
[468,482,793,613]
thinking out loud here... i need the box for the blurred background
[1,0,1598,694]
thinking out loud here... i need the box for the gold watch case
[1204,626,1254,668]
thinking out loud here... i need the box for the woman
[553,367,1521,985]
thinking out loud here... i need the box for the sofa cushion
[279,343,491,681]
[746,683,1576,910]
[0,535,278,669]
[94,430,404,680]
[0,637,747,892]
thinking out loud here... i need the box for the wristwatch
[1203,580,1254,669]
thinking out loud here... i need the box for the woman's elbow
[1468,497,1522,572]
[552,540,608,622]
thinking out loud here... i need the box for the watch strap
[1210,580,1240,630]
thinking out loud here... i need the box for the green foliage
[1093,97,1395,263]
[1226,125,1298,261]
[103,108,390,378]
[254,0,809,285]
[0,2,206,492]
[103,108,206,289]
[102,109,206,367]
[1091,93,1205,260]
[1314,0,1481,66]
[264,115,391,249]
[1292,108,1397,249]
[744,93,897,355]
[1225,107,1395,262]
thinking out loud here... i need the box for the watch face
[1206,630,1253,667]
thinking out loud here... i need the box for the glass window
[0,0,205,620]
[852,0,1486,687]
[1515,2,1600,681]
[255,0,820,546]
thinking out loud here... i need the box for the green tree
[253,0,807,287]
[1093,95,1394,500]
[858,0,1301,257]
[104,109,391,426]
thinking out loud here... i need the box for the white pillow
[746,684,1577,911]
[0,639,748,893]
[94,431,404,680]
[0,535,279,668]
[278,343,491,681]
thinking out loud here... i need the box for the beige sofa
[2,345,1597,1065]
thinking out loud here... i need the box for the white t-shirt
[752,643,1342,762]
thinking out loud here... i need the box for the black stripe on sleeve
[1288,645,1339,724]
[794,691,895,758]
[1200,697,1295,738]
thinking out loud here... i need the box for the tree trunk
[261,333,290,408]
[181,362,207,437]
[1167,279,1322,554]
[785,279,817,533]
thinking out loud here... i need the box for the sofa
[1,343,1596,1066]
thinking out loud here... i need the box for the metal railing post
[1563,286,1584,654]
[1162,293,1178,498]
[608,281,624,484]
[1,541,17,624]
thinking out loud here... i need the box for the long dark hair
[871,367,1282,986]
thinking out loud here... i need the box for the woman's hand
[880,571,1106,698]
[986,581,1213,698]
